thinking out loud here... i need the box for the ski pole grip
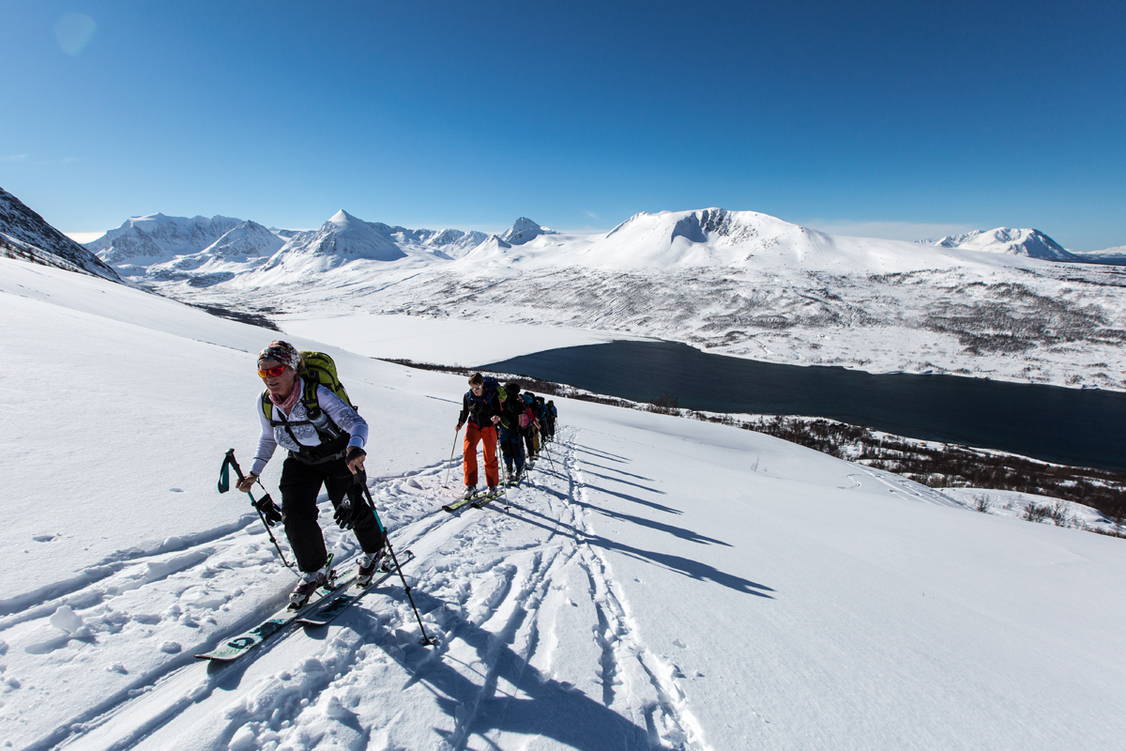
[225,448,247,481]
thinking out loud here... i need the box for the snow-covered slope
[935,227,1078,261]
[89,212,243,273]
[0,186,120,280]
[3,255,1125,750]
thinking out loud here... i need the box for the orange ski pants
[463,423,499,488]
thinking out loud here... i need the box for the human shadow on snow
[531,484,728,548]
[570,443,630,463]
[495,500,773,599]
[349,589,659,750]
[578,459,655,482]
[533,468,681,515]
[580,469,665,496]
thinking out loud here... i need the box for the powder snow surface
[2,257,1124,750]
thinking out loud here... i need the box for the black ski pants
[279,455,385,573]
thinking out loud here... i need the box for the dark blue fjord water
[483,340,1126,472]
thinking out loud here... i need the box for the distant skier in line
[498,381,528,483]
[521,390,542,462]
[543,399,558,442]
[236,341,386,607]
[455,373,502,498]
[534,396,549,445]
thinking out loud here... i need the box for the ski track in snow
[5,428,710,750]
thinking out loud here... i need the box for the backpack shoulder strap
[302,377,321,415]
[261,390,273,422]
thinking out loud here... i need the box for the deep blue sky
[2,0,1124,248]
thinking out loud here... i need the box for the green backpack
[261,351,356,438]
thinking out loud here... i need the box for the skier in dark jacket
[498,381,528,482]
[543,400,558,441]
[456,372,502,498]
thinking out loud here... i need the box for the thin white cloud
[800,219,977,242]
[0,153,82,165]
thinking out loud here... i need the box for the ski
[298,550,415,627]
[442,496,475,513]
[471,488,505,508]
[442,488,490,513]
[195,568,353,662]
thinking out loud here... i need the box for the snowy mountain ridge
[88,212,243,271]
[0,186,120,281]
[87,208,500,278]
[933,227,1079,261]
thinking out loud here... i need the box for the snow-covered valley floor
[2,258,1125,750]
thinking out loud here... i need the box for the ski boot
[356,550,387,587]
[289,568,331,609]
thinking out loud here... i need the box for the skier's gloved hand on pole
[334,498,365,530]
[346,446,366,475]
[254,493,283,526]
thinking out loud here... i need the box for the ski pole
[442,426,461,487]
[355,471,437,646]
[219,449,296,572]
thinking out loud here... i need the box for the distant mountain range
[2,186,1122,391]
[81,204,1125,288]
[0,186,119,281]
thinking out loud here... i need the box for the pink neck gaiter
[270,376,303,414]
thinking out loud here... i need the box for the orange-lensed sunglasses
[258,365,288,378]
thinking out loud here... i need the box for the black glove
[334,496,368,530]
[253,493,283,526]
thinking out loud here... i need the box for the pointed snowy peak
[327,208,366,228]
[263,210,406,271]
[935,228,1078,261]
[0,185,120,280]
[500,217,553,245]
